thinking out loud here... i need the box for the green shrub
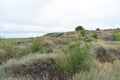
[57,41,92,73]
[30,38,43,53]
[0,40,32,61]
[82,36,91,42]
[14,46,32,57]
[80,30,86,37]
[92,32,98,39]
[113,31,120,41]
[0,41,15,61]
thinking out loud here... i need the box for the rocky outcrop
[5,58,66,80]
[104,34,115,41]
[95,46,113,63]
[94,45,118,63]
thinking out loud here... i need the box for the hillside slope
[0,29,120,80]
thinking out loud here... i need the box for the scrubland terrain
[0,28,120,80]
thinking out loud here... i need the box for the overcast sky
[0,0,120,37]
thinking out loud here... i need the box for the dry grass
[92,40,120,50]
[4,53,61,67]
[72,60,120,80]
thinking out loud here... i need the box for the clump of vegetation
[0,41,16,61]
[116,28,120,30]
[80,30,86,37]
[113,31,120,41]
[92,32,98,39]
[30,38,43,53]
[42,40,55,53]
[75,25,85,31]
[57,41,92,73]
[96,28,100,31]
[82,36,91,42]
[0,39,34,61]
[42,39,55,48]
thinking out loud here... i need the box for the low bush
[42,39,55,49]
[57,41,92,73]
[113,31,120,41]
[92,32,98,39]
[0,41,15,61]
[82,36,91,42]
[29,38,43,53]
[0,39,35,62]
[80,30,86,37]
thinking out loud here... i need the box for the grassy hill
[0,29,120,80]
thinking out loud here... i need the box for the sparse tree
[75,26,84,31]
[96,28,100,31]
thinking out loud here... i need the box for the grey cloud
[0,0,120,33]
